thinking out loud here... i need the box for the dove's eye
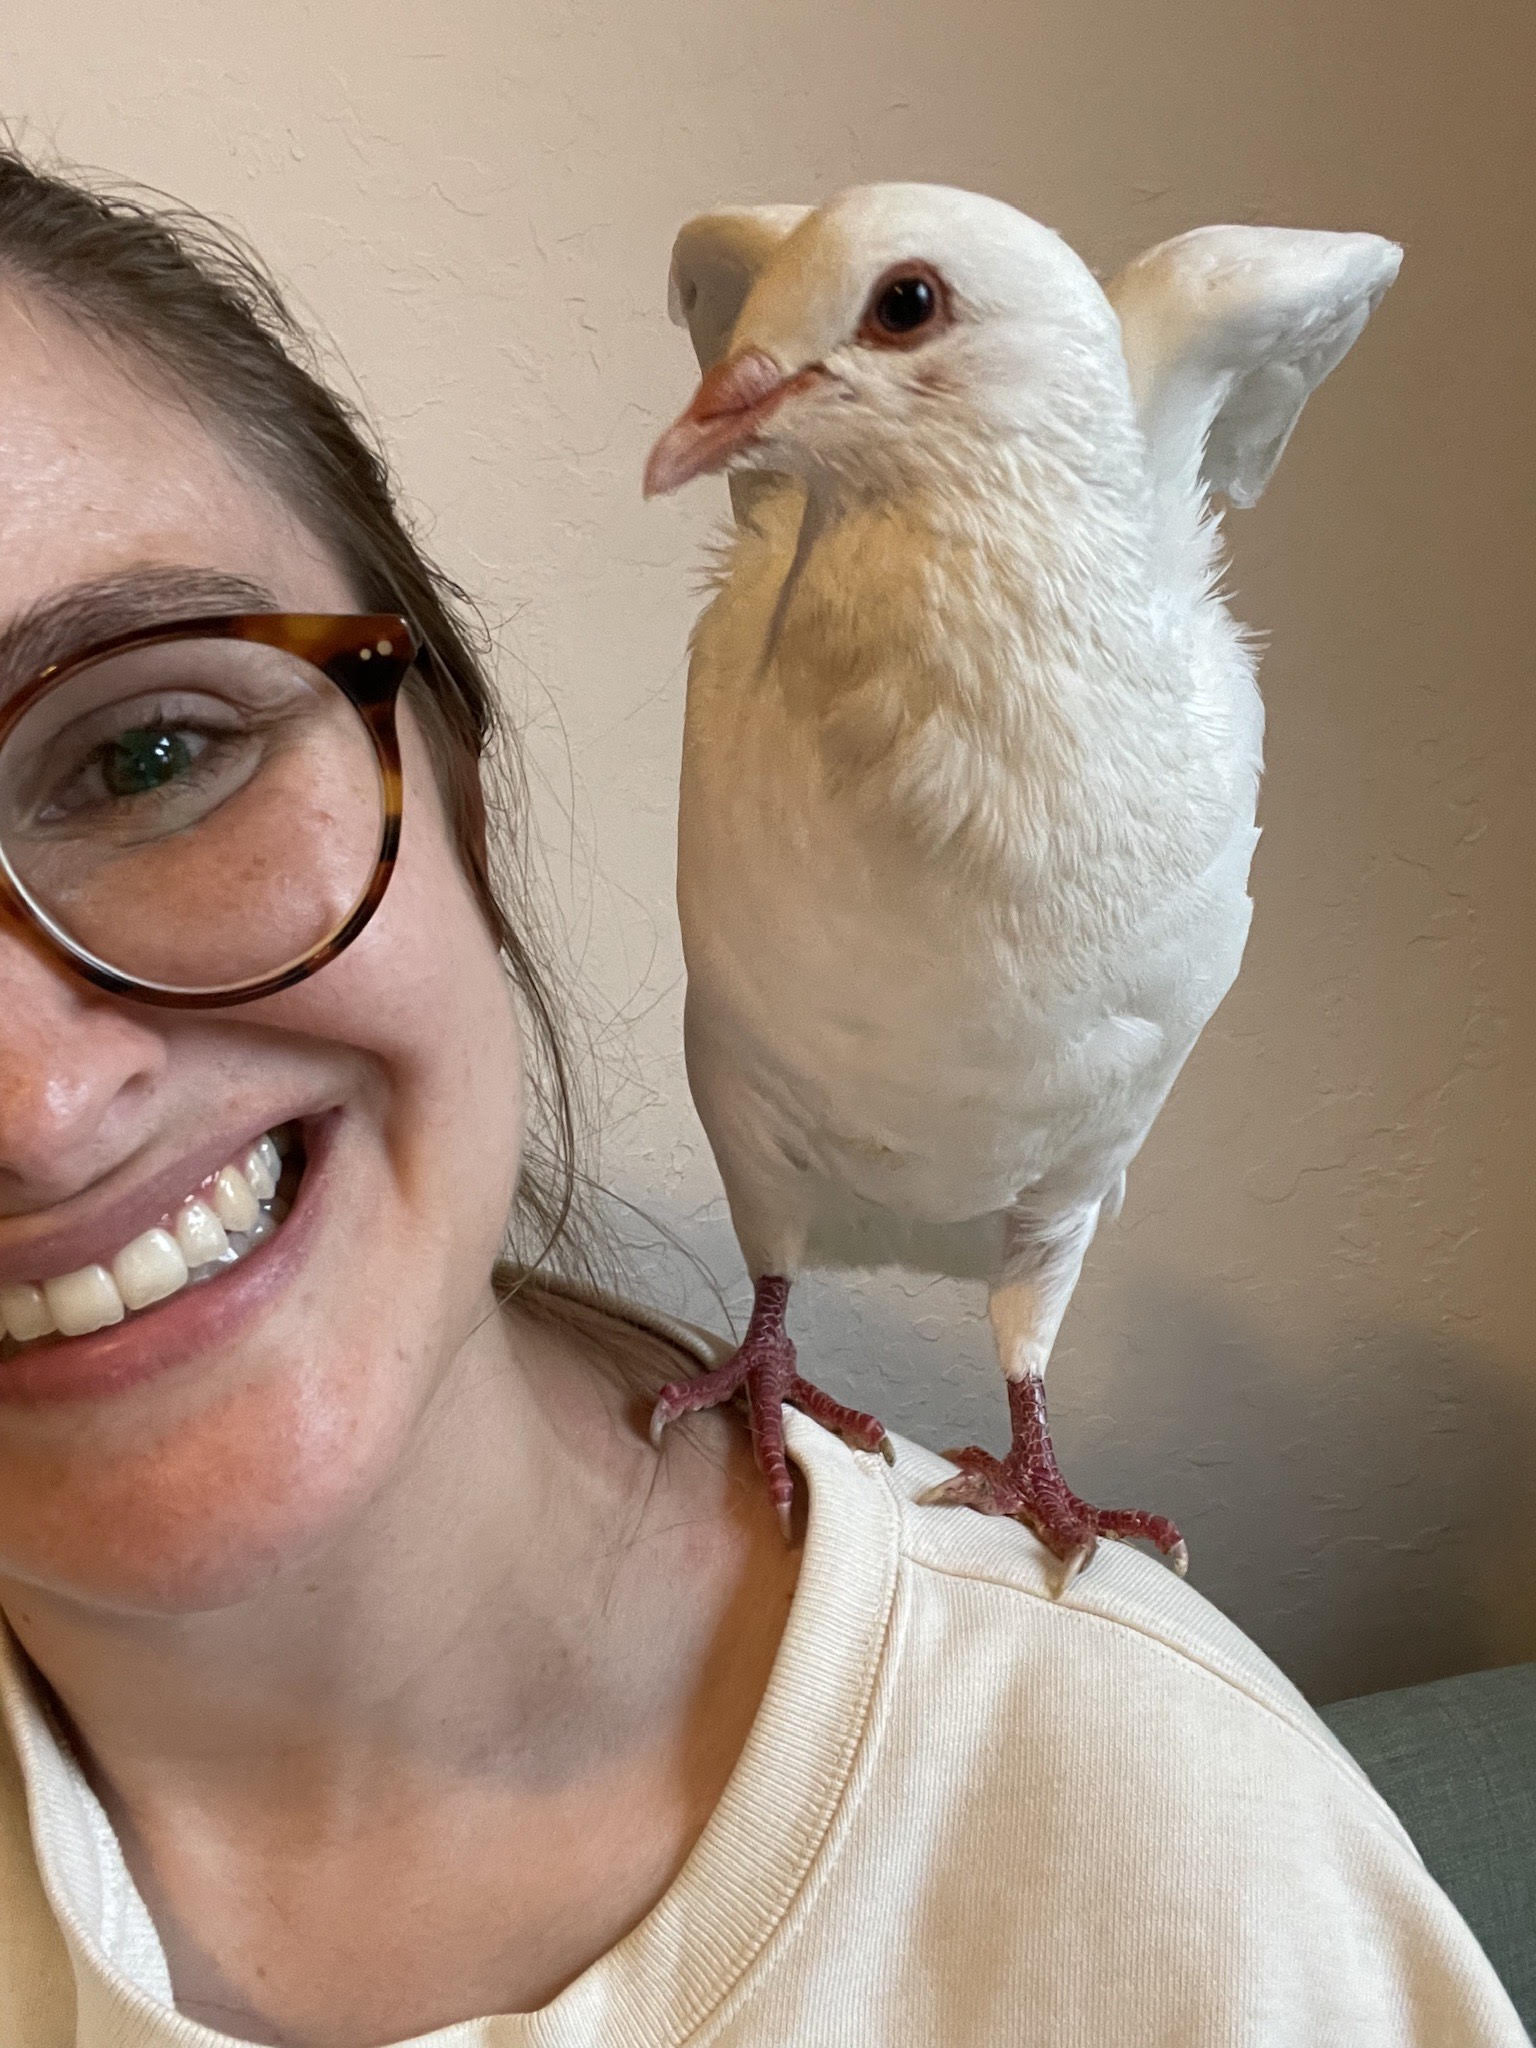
[859,264,950,350]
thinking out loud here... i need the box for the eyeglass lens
[0,637,388,995]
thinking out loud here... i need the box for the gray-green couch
[1321,1663,1536,2037]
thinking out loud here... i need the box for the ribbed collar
[0,1389,902,2048]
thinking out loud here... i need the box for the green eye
[100,728,196,797]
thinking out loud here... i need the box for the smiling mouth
[0,1125,307,1359]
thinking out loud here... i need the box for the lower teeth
[181,1200,282,1286]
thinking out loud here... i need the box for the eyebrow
[0,566,281,701]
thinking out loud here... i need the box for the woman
[0,148,1521,2048]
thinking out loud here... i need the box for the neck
[762,458,1207,885]
[0,1297,776,1825]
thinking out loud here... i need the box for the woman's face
[0,290,526,1613]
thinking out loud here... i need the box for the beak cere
[643,347,817,497]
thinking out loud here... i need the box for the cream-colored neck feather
[732,454,1249,930]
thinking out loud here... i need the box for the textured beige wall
[3,0,1531,1700]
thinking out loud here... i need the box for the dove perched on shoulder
[643,183,1400,1584]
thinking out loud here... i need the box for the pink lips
[0,1114,334,1405]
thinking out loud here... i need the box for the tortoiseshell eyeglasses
[0,613,417,1008]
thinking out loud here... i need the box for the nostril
[0,991,167,1196]
[0,1070,119,1200]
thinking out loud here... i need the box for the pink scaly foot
[919,1374,1187,1592]
[650,1276,893,1540]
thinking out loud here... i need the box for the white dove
[643,183,1399,1582]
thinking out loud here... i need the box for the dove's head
[644,184,1131,502]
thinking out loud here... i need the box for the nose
[0,918,167,1209]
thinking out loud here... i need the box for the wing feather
[1107,225,1402,508]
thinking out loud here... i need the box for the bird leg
[650,1275,893,1539]
[919,1208,1186,1589]
[924,1372,1187,1589]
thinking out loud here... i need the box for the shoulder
[778,1423,1528,2042]
[885,1426,1357,1754]
[590,1306,1522,2037]
[612,1301,1425,1814]
[869,1424,1404,1840]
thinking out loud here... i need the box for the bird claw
[648,1391,683,1449]
[919,1389,1187,1595]
[1050,1541,1097,1597]
[648,1277,893,1545]
[917,1466,1002,1512]
[787,1374,892,1460]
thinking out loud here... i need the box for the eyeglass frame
[0,611,419,1010]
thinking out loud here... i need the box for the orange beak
[643,348,820,498]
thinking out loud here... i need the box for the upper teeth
[0,1134,286,1346]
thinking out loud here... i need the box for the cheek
[0,721,533,1613]
[1,1343,402,1611]
[286,709,528,1253]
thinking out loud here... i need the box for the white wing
[668,206,812,526]
[1107,225,1402,507]
[668,204,813,370]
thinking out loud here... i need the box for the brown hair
[0,143,587,1275]
[0,143,718,1410]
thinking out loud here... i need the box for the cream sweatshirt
[0,1314,1526,2046]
